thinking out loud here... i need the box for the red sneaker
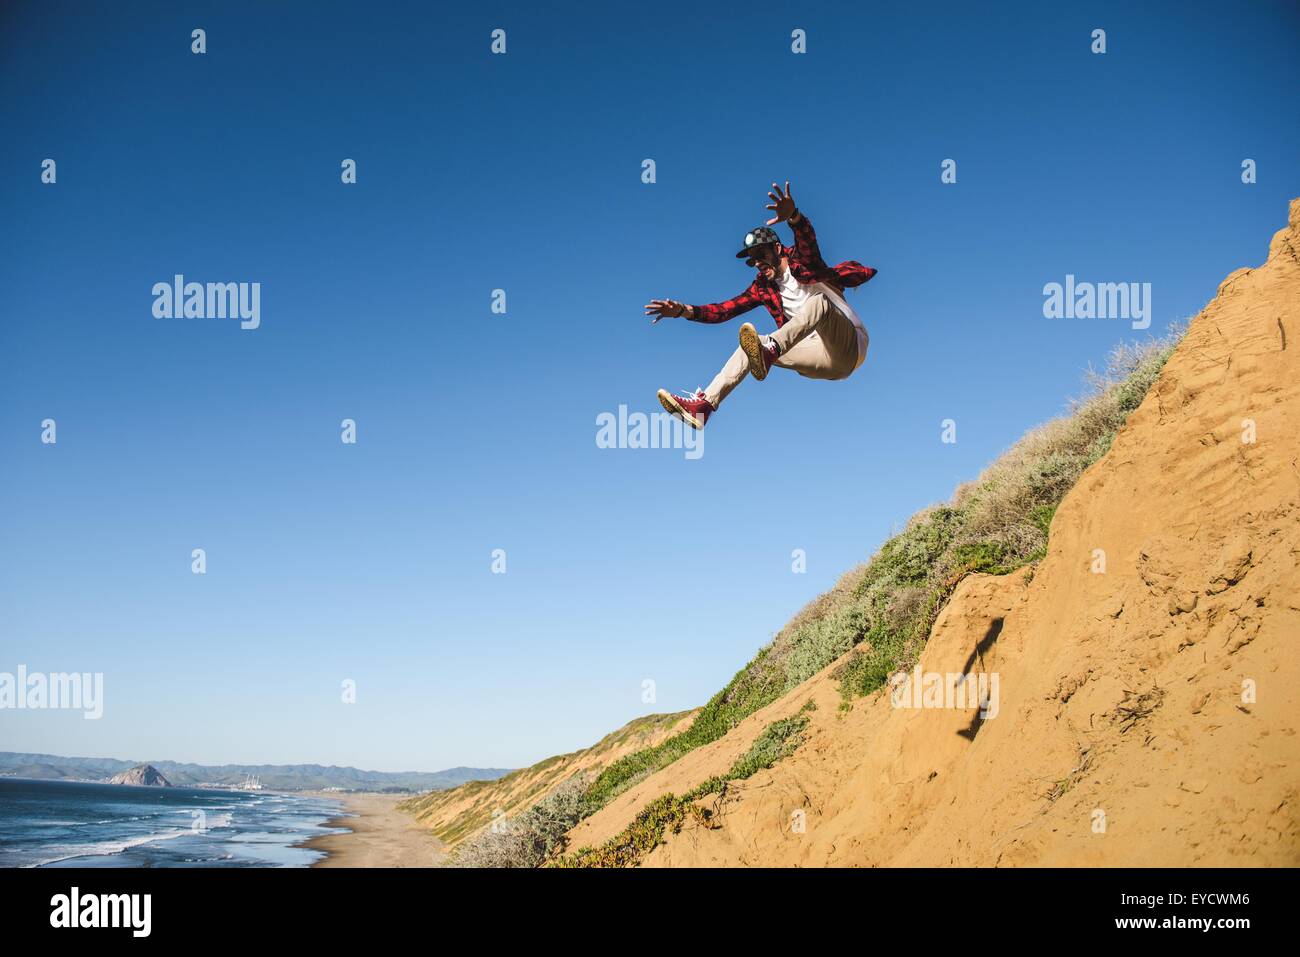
[739,322,778,380]
[657,388,714,430]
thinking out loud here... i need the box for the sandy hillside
[401,709,697,847]
[563,199,1300,867]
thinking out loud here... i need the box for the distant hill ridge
[0,751,511,792]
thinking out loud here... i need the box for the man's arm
[787,207,829,272]
[645,280,765,324]
[766,180,828,271]
[685,279,766,324]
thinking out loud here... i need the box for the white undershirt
[776,266,868,369]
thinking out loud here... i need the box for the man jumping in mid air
[646,181,877,429]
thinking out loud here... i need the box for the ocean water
[0,778,347,868]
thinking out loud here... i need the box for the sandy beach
[299,791,445,868]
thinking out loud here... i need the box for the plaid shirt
[689,212,876,327]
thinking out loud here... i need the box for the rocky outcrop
[106,764,172,787]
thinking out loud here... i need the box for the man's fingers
[765,216,778,226]
[785,179,791,198]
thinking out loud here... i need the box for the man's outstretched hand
[765,180,797,225]
[645,298,689,323]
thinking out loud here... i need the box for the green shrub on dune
[552,713,811,868]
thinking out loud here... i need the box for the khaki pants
[704,293,864,409]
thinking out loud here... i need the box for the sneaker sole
[739,322,769,381]
[657,389,705,430]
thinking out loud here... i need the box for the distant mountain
[107,764,171,787]
[0,752,511,793]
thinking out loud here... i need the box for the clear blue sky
[2,1,1297,772]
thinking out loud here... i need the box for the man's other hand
[765,180,797,225]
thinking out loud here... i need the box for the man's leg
[703,346,750,409]
[771,294,860,381]
[658,344,747,431]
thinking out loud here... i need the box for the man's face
[746,244,781,280]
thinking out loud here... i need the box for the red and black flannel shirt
[689,212,876,328]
